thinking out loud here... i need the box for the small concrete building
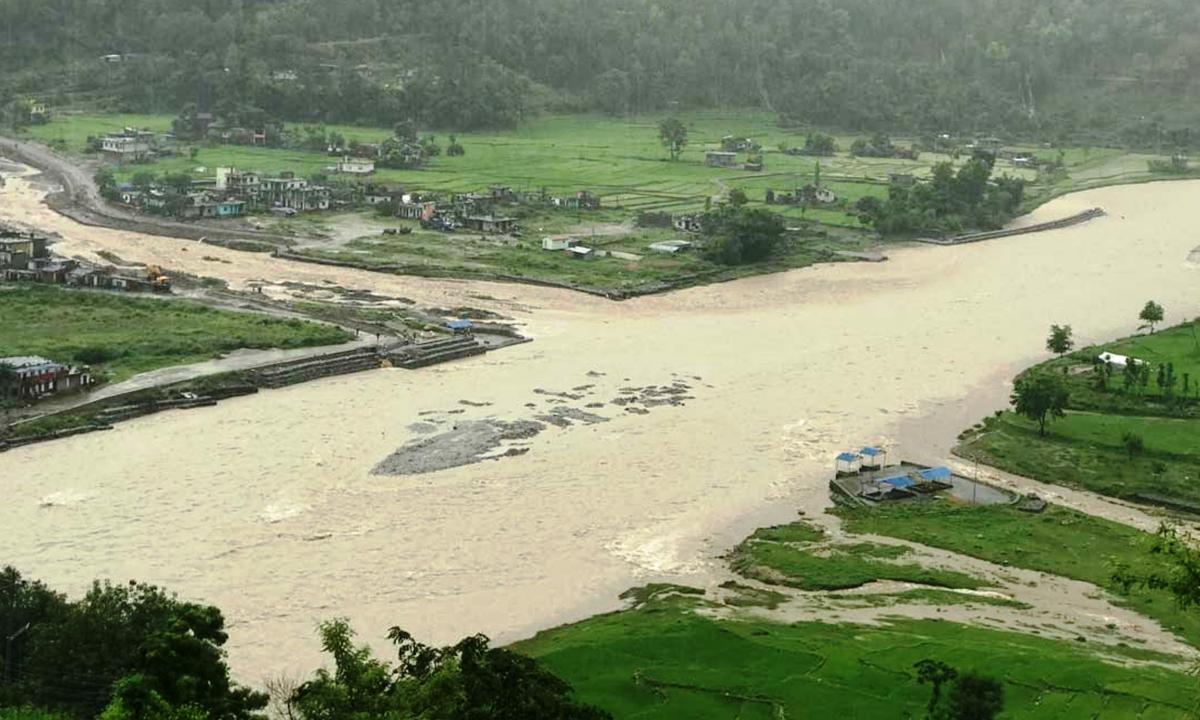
[706,151,738,168]
[336,156,375,175]
[0,356,92,400]
[101,129,155,163]
[542,237,579,251]
[464,216,516,234]
[648,240,694,254]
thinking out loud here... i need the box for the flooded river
[3,165,1199,681]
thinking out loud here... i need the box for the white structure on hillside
[1097,352,1143,369]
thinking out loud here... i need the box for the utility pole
[4,622,31,685]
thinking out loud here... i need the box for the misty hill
[3,0,1199,143]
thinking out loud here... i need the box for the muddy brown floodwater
[3,164,1200,683]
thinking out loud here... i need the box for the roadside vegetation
[958,312,1200,510]
[0,284,350,383]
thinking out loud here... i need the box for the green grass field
[19,111,1046,223]
[834,502,1200,646]
[957,321,1200,509]
[517,597,1197,719]
[0,284,350,382]
[730,523,987,591]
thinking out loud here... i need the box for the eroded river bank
[3,163,1200,681]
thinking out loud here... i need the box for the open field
[834,502,1200,646]
[517,595,1197,719]
[22,110,1155,227]
[0,284,350,382]
[959,411,1200,508]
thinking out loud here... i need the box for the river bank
[2,158,1199,682]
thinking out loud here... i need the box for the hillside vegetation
[5,0,1200,144]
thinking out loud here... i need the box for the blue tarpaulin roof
[446,319,474,330]
[919,467,953,482]
[836,452,859,463]
[880,474,914,488]
[860,447,884,457]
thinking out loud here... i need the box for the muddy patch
[375,375,700,476]
[373,419,545,476]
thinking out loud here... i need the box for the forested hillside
[3,0,1200,141]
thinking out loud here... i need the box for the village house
[0,356,93,401]
[101,128,156,163]
[648,239,694,254]
[0,234,49,269]
[800,184,837,205]
[464,215,517,234]
[706,151,738,168]
[336,156,375,175]
[258,173,330,212]
[541,236,581,251]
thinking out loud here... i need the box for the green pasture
[517,600,1197,719]
[0,284,350,383]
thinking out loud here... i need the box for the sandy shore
[3,164,1199,682]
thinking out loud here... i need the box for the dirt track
[0,136,298,246]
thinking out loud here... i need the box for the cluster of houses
[766,185,837,207]
[0,228,171,292]
[374,185,601,235]
[0,355,94,403]
[116,168,331,219]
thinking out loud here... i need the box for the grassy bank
[517,595,1196,719]
[0,284,350,382]
[834,502,1200,645]
[730,522,986,591]
[957,320,1200,509]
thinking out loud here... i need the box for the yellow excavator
[145,265,171,292]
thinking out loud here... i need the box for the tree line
[0,567,609,720]
[5,0,1200,139]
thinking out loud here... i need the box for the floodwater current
[2,165,1199,682]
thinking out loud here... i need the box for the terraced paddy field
[19,110,1132,228]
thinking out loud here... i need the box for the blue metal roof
[918,467,953,481]
[880,475,914,489]
[446,319,474,330]
[836,452,859,463]
[860,447,884,457]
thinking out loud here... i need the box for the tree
[1011,372,1070,436]
[1140,301,1165,333]
[1122,431,1145,459]
[0,567,266,720]
[447,134,465,157]
[727,188,748,207]
[915,660,957,716]
[1046,324,1074,357]
[291,620,610,720]
[941,673,1004,720]
[701,206,786,266]
[658,117,688,161]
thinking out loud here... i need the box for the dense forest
[3,0,1200,140]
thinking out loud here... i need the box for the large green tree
[657,118,688,162]
[1011,372,1070,436]
[0,567,266,720]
